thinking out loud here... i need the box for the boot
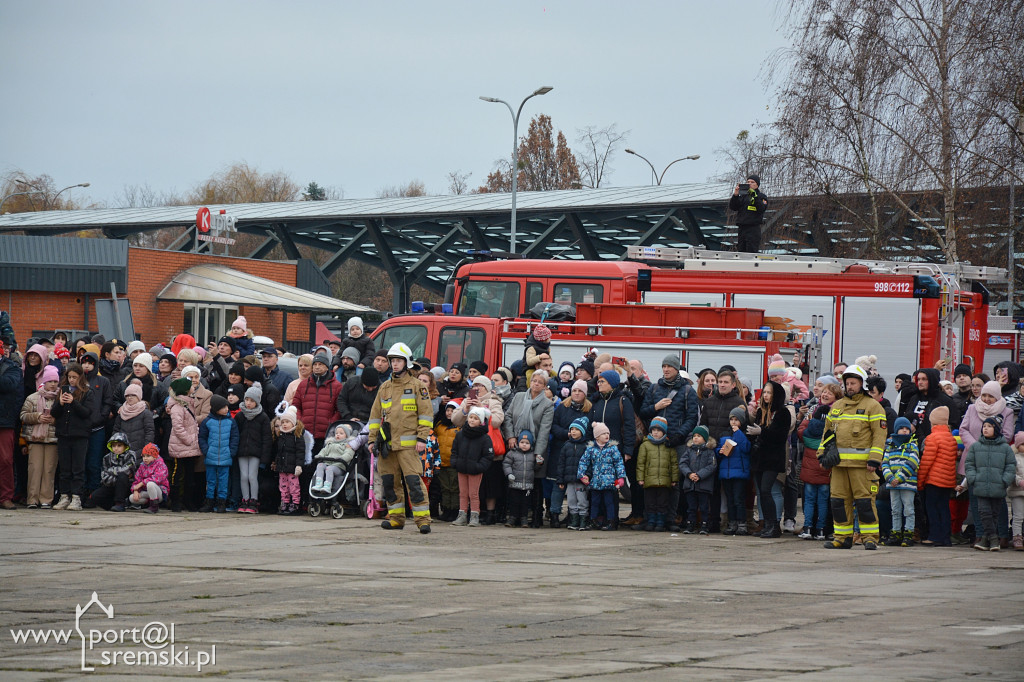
[548,511,561,529]
[1013,535,1024,551]
[504,515,516,528]
[144,500,160,514]
[699,522,710,536]
[901,530,914,547]
[723,521,737,536]
[313,477,324,492]
[886,531,902,547]
[429,499,441,520]
[468,511,480,527]
[1000,537,1010,550]
[381,517,405,529]
[991,536,1002,552]
[566,513,578,531]
[521,516,530,528]
[654,513,667,532]
[200,498,215,513]
[67,495,82,511]
[215,500,227,513]
[825,535,854,549]
[973,535,991,551]
[645,514,657,532]
[736,522,749,536]
[54,494,71,510]
[451,510,468,526]
[480,510,494,526]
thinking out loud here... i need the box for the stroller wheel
[331,503,345,520]
[308,501,322,517]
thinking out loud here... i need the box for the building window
[183,304,238,346]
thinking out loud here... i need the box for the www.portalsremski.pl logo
[9,592,216,673]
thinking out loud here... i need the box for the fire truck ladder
[625,246,1008,282]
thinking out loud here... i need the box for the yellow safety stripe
[399,436,418,447]
[839,451,870,461]
[869,447,883,456]
[833,523,854,532]
[400,397,416,404]
[387,504,405,513]
[380,400,392,409]
[411,508,430,517]
[830,414,884,422]
[418,418,432,427]
[858,524,879,533]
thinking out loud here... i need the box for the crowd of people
[1,315,1022,552]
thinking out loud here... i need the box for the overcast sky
[1,1,788,206]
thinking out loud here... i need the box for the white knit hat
[347,317,364,332]
[468,406,491,425]
[181,365,201,380]
[132,352,153,368]
[126,340,146,356]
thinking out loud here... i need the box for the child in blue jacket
[199,394,239,513]
[718,406,752,535]
[578,422,626,531]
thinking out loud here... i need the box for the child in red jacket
[918,406,958,546]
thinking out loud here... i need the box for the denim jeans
[757,471,782,522]
[889,488,916,532]
[802,483,830,530]
[549,480,566,514]
[721,477,747,523]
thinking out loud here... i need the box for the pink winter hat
[36,365,59,389]
[231,316,247,332]
[592,422,610,439]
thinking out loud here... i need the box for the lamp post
[15,179,90,209]
[624,149,700,185]
[0,190,45,214]
[480,86,553,254]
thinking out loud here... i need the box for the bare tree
[771,0,1024,262]
[446,170,472,195]
[377,180,427,198]
[575,124,628,189]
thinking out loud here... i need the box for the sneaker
[54,495,71,510]
[452,511,468,526]
[813,529,826,541]
[886,532,902,547]
[782,519,796,533]
[26,503,39,509]
[682,522,696,535]
[468,511,480,527]
[1013,535,1023,551]
[40,503,51,510]
[67,495,82,511]
[973,536,991,551]
[735,523,749,536]
[698,522,709,536]
[901,532,914,547]
[110,504,125,512]
[990,538,1001,552]
[798,526,812,539]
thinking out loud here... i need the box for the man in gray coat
[502,371,554,527]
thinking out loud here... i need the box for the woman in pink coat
[167,377,201,511]
[959,381,1014,477]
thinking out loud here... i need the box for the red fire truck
[369,247,1006,401]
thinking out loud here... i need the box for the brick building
[0,235,370,352]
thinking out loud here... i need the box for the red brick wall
[1,248,310,349]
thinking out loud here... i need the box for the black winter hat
[746,173,761,185]
[577,360,596,378]
[218,336,237,353]
[449,362,467,377]
[244,366,263,383]
[953,363,972,378]
[360,366,379,387]
[470,360,488,375]
[210,394,229,413]
[226,384,246,400]
[160,353,178,369]
[229,361,246,378]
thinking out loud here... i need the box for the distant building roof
[0,234,128,293]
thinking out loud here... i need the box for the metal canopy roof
[0,234,128,293]
[157,264,374,313]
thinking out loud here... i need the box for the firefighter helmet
[386,342,413,362]
[842,365,868,383]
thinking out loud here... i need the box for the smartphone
[208,336,217,345]
[612,356,627,366]
[60,386,72,395]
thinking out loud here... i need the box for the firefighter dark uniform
[820,367,887,549]
[369,344,434,532]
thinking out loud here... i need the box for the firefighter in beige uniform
[820,365,887,550]
[368,343,434,534]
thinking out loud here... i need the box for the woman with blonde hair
[284,354,314,404]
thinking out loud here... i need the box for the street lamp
[0,190,45,214]
[625,149,700,185]
[480,86,553,254]
[15,179,90,209]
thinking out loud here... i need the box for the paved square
[2,510,1022,680]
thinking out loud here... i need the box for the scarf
[31,390,57,441]
[118,398,147,421]
[647,432,667,445]
[974,396,1006,420]
[240,402,263,420]
[100,357,122,377]
[493,384,511,400]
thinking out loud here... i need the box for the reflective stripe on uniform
[839,448,870,461]
[833,523,854,535]
[858,523,879,533]
[380,400,392,409]
[399,436,418,447]
[418,418,432,427]
[830,413,885,422]
[387,504,405,514]
[411,506,430,517]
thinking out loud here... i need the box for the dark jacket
[699,387,745,443]
[640,375,699,447]
[0,357,24,429]
[263,365,293,397]
[274,429,305,471]
[717,427,752,480]
[557,438,589,484]
[450,423,493,475]
[52,390,94,438]
[100,447,138,486]
[439,378,469,400]
[503,447,539,490]
[965,434,1016,499]
[112,409,155,458]
[751,380,792,472]
[588,386,636,456]
[340,335,376,367]
[83,361,113,429]
[679,437,718,493]
[235,410,273,466]
[336,374,378,422]
[548,397,592,481]
[729,186,768,227]
[199,412,238,467]
[902,368,959,443]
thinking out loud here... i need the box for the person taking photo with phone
[729,174,769,253]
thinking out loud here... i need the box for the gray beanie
[729,405,748,428]
[245,384,263,403]
[341,347,360,363]
[818,375,841,386]
[661,354,682,371]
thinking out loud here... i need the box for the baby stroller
[308,420,374,519]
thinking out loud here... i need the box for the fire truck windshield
[457,281,520,317]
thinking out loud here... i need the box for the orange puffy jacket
[917,424,958,489]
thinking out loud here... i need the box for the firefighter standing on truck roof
[820,365,888,550]
[729,173,768,253]
[368,343,435,534]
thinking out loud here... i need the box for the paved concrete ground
[2,508,1023,680]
